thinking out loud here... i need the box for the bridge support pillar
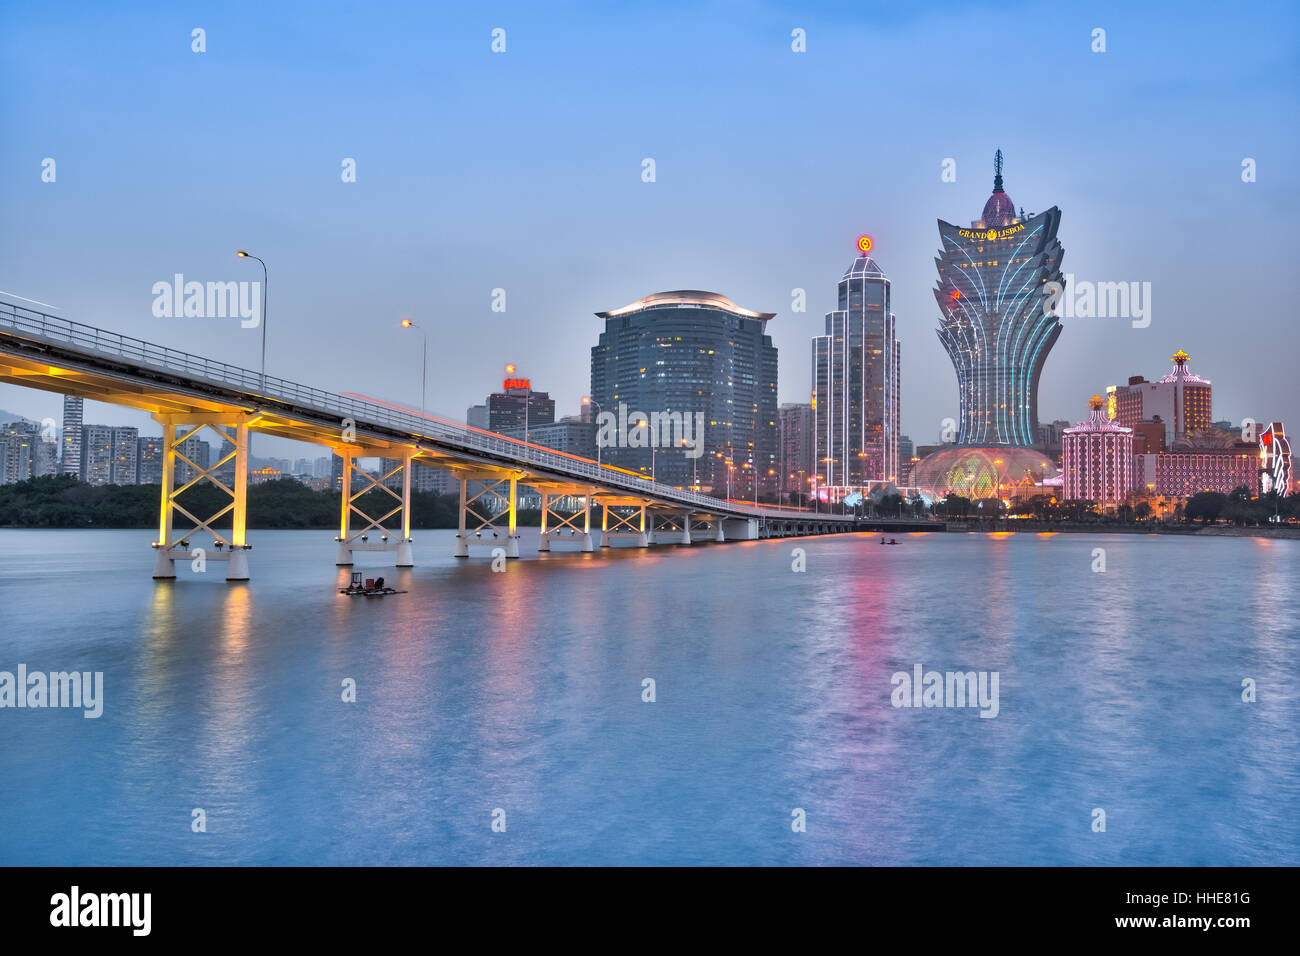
[714,518,725,542]
[680,511,692,546]
[722,517,760,540]
[598,501,648,547]
[454,474,520,558]
[150,414,256,581]
[539,490,594,552]
[334,448,414,567]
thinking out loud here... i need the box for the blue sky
[2,0,1297,457]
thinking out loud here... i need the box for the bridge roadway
[0,298,938,579]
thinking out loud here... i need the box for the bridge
[0,297,938,580]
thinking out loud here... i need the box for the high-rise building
[466,404,489,429]
[80,424,114,485]
[137,437,164,485]
[590,290,778,496]
[32,433,57,478]
[110,426,138,485]
[778,402,814,498]
[1112,351,1212,446]
[0,421,38,485]
[932,150,1064,447]
[175,435,210,485]
[1061,395,1134,503]
[811,249,900,488]
[61,395,83,476]
[484,376,555,436]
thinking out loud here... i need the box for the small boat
[339,572,406,596]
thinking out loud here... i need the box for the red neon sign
[503,377,532,391]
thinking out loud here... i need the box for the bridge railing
[1,298,843,520]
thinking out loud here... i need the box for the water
[0,528,1296,865]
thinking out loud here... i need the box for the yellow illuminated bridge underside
[0,304,866,525]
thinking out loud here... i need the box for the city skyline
[2,1,1296,461]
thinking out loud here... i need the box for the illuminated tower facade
[591,291,778,496]
[933,150,1064,446]
[811,246,900,489]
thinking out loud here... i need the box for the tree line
[0,475,543,529]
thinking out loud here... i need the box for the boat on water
[339,572,406,597]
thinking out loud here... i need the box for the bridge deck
[0,298,935,529]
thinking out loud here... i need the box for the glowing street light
[236,251,268,389]
[400,319,427,422]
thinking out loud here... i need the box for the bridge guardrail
[0,298,865,521]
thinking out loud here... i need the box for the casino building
[932,150,1064,448]
[590,290,778,497]
[913,150,1064,499]
[1061,395,1134,503]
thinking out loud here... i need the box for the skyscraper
[591,290,778,496]
[110,426,138,485]
[137,437,165,485]
[61,395,83,476]
[811,249,900,490]
[778,402,813,499]
[81,424,114,485]
[933,150,1064,447]
[1113,351,1212,446]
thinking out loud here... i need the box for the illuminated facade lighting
[811,244,900,487]
[933,149,1064,447]
[1061,394,1134,502]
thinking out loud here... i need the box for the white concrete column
[454,476,469,557]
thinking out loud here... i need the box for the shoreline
[943,522,1300,539]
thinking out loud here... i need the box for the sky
[2,0,1297,460]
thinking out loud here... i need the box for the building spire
[992,148,1004,194]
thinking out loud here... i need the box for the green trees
[0,475,468,529]
[1184,491,1227,524]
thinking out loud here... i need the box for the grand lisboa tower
[913,150,1065,499]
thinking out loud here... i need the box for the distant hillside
[0,409,36,425]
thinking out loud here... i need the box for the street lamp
[400,319,427,422]
[680,438,697,491]
[583,396,603,467]
[236,251,268,389]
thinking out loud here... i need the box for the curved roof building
[590,290,778,497]
[933,150,1064,447]
[911,445,1057,500]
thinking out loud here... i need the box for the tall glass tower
[811,250,900,489]
[590,291,778,496]
[933,150,1064,447]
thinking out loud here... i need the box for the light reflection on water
[0,528,1295,865]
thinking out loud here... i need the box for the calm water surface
[0,528,1296,865]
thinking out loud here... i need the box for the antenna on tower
[993,149,1004,193]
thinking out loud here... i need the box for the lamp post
[236,251,268,389]
[400,319,427,422]
[583,396,603,467]
[681,438,697,491]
